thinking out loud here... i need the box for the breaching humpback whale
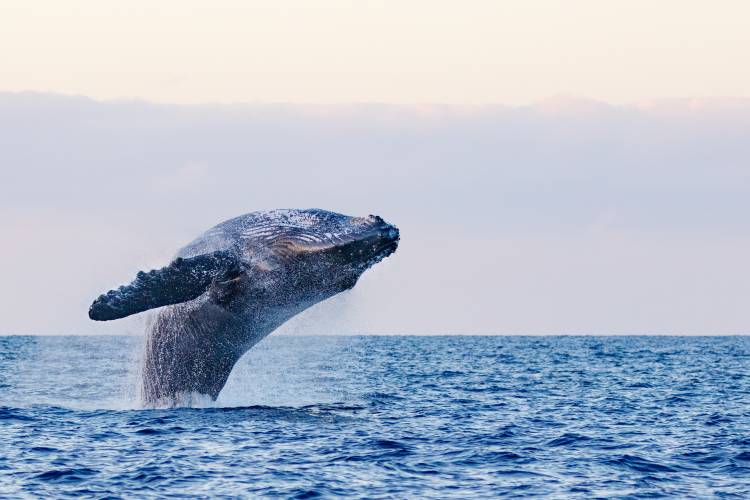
[89,209,399,405]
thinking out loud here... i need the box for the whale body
[89,209,399,405]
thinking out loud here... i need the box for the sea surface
[1,335,749,498]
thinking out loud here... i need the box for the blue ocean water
[1,335,749,498]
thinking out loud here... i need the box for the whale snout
[368,215,399,238]
[381,225,400,251]
[367,215,398,241]
[368,215,399,259]
[316,213,399,270]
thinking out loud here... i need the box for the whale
[88,209,399,405]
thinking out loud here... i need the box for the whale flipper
[89,250,241,321]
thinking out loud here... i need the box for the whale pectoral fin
[88,250,241,321]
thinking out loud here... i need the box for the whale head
[258,209,400,297]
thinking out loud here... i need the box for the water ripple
[0,335,749,497]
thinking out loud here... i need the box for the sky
[0,2,748,334]
[1,1,750,104]
[1,94,748,335]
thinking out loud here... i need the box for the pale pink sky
[1,3,749,334]
[1,0,749,105]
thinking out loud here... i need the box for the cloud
[0,93,749,334]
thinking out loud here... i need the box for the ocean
[1,335,749,498]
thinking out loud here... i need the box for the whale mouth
[372,239,398,260]
[361,222,399,269]
[376,227,400,256]
[278,214,399,272]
